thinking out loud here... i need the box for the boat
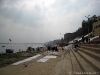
[2,46,5,47]
[6,49,14,53]
[6,39,14,53]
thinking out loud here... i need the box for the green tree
[81,15,98,36]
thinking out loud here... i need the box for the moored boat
[2,46,5,47]
[6,39,14,53]
[6,49,14,53]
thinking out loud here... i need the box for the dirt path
[0,51,62,75]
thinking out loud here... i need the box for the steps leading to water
[77,50,100,72]
[80,46,100,53]
[69,50,82,73]
[78,48,100,62]
[71,49,96,74]
[81,44,100,48]
[66,44,100,75]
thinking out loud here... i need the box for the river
[0,43,44,53]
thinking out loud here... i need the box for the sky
[0,0,100,43]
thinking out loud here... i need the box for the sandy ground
[0,51,66,75]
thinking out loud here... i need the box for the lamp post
[85,15,90,37]
[59,33,64,46]
[59,33,63,40]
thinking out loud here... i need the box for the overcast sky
[0,0,100,43]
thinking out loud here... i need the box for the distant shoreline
[0,43,45,53]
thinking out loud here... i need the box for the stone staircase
[88,37,100,44]
[69,44,100,75]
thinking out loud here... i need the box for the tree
[82,20,88,35]
[81,15,99,36]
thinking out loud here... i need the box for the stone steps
[77,50,100,72]
[78,44,100,74]
[81,44,100,48]
[69,50,82,74]
[68,43,100,75]
[53,44,100,75]
[71,49,97,75]
[78,48,100,62]
[80,46,100,53]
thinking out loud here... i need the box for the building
[92,20,100,36]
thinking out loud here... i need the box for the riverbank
[0,51,44,68]
[0,51,61,75]
[0,44,99,75]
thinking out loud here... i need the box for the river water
[0,43,44,53]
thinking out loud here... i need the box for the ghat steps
[53,44,100,75]
[70,44,100,75]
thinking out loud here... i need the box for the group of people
[47,46,59,52]
[46,44,76,55]
[82,36,90,43]
[45,36,91,55]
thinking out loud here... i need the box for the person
[65,44,72,53]
[52,46,54,51]
[65,45,69,52]
[47,46,51,51]
[57,46,62,56]
[74,40,79,52]
[86,36,89,43]
[74,44,78,52]
[42,47,45,51]
[61,46,66,58]
[55,46,58,52]
[82,35,85,43]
